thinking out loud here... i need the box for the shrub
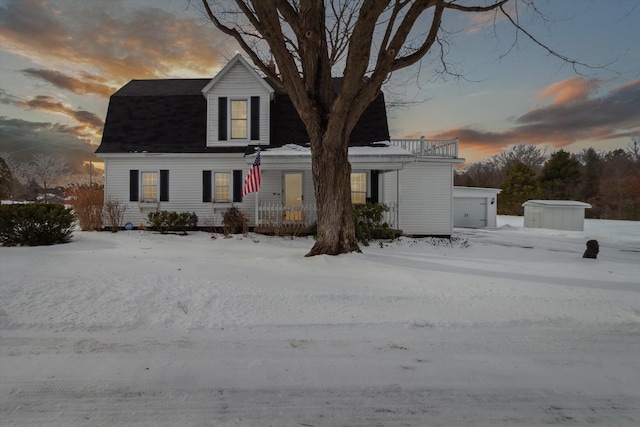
[255,206,314,237]
[0,203,74,246]
[104,197,126,232]
[353,203,395,246]
[65,184,103,231]
[147,210,198,234]
[222,206,248,236]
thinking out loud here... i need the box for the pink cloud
[537,77,601,105]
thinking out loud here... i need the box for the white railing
[258,203,317,227]
[258,202,397,229]
[389,137,458,158]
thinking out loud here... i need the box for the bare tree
[20,154,70,203]
[628,132,640,163]
[197,0,579,256]
[489,143,548,173]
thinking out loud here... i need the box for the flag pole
[254,147,260,229]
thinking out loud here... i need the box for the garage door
[454,197,487,228]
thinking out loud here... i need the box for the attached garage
[453,186,501,228]
[522,200,591,231]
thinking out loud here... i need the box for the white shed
[522,200,591,231]
[453,186,501,228]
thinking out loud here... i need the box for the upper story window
[218,96,260,143]
[351,172,367,204]
[230,99,248,139]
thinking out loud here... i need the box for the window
[217,97,260,142]
[203,170,242,203]
[351,172,367,204]
[130,170,168,202]
[214,172,231,202]
[141,172,158,201]
[230,99,248,139]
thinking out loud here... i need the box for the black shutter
[233,170,243,202]
[203,171,212,202]
[129,170,139,201]
[160,170,169,202]
[218,97,227,140]
[250,96,260,140]
[370,170,379,204]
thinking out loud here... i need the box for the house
[453,186,501,228]
[96,54,463,236]
[523,200,591,232]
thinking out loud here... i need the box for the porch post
[396,169,400,228]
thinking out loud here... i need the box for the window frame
[351,171,367,205]
[229,98,249,140]
[213,171,232,203]
[141,171,159,202]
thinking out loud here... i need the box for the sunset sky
[1,0,639,174]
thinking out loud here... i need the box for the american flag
[242,150,261,197]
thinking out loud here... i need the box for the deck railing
[388,137,458,158]
[258,202,397,229]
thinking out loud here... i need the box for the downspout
[396,168,400,230]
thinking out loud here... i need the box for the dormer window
[230,99,248,139]
[217,96,260,142]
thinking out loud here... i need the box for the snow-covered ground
[1,216,639,426]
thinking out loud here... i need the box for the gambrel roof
[97,76,390,154]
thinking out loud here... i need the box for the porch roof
[251,142,415,166]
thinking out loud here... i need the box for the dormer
[202,54,275,147]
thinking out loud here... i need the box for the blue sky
[1,0,638,173]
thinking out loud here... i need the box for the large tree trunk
[306,127,360,256]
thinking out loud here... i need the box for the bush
[0,203,74,246]
[104,197,126,232]
[353,203,395,246]
[222,206,248,236]
[65,184,103,231]
[147,210,198,234]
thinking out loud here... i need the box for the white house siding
[523,200,590,231]
[381,170,398,207]
[205,62,271,147]
[102,155,257,229]
[397,162,453,236]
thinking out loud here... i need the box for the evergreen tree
[539,149,581,199]
[499,161,543,215]
[0,157,13,200]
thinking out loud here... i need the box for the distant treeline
[455,142,640,220]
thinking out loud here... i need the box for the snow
[262,142,414,157]
[1,216,639,426]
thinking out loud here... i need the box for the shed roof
[522,200,592,208]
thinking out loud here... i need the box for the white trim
[201,54,275,97]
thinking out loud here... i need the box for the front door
[283,172,303,221]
